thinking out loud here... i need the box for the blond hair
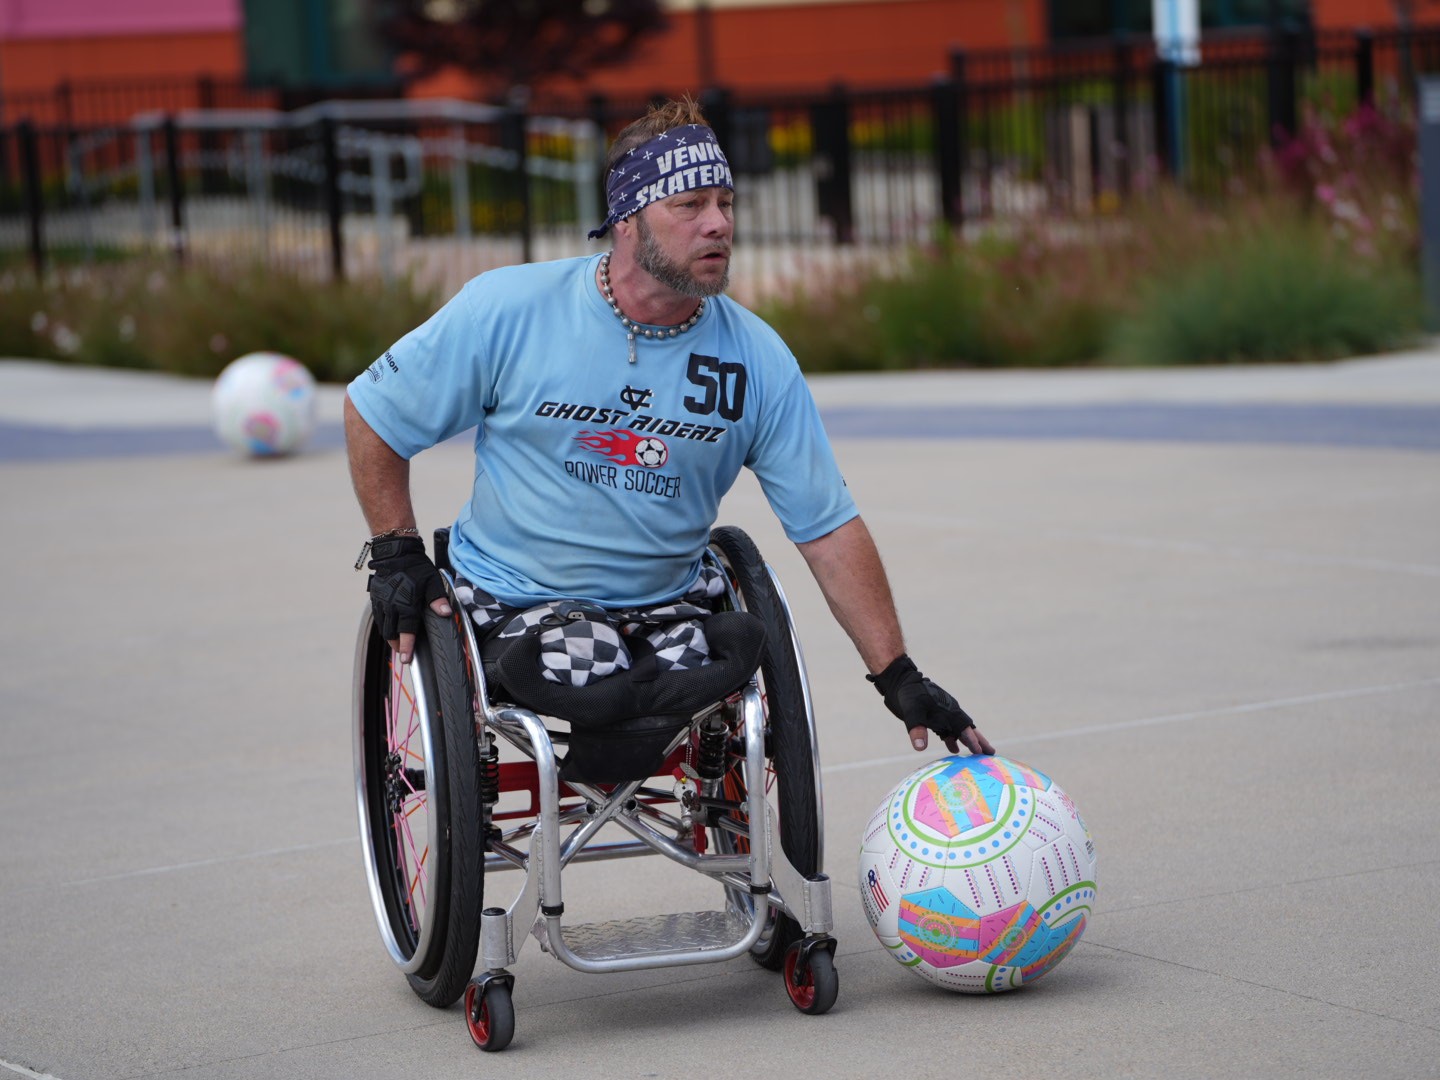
[603,95,712,177]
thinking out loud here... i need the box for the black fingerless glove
[366,536,445,641]
[867,654,977,742]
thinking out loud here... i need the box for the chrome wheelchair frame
[353,526,838,1051]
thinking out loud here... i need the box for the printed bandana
[588,124,734,239]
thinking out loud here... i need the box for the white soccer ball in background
[858,754,1097,994]
[212,351,317,457]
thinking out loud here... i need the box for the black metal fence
[1,25,1435,302]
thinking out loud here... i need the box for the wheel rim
[465,983,491,1045]
[354,616,441,974]
[784,949,816,1009]
[706,536,819,966]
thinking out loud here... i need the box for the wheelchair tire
[707,526,821,971]
[354,605,485,1007]
[465,978,515,1052]
[784,941,839,1016]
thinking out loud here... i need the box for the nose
[700,199,733,239]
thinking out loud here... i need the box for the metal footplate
[552,910,753,963]
[539,904,767,973]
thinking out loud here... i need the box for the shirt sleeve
[345,279,492,459]
[746,369,858,543]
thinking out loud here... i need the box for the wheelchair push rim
[353,609,444,975]
[706,527,825,968]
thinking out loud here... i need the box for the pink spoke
[398,798,429,913]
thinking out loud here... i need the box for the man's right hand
[366,535,451,663]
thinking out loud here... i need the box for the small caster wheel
[465,977,515,1052]
[783,939,838,1015]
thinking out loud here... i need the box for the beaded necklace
[599,252,705,364]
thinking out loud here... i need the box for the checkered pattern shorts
[452,564,727,687]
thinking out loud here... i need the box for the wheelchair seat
[491,609,765,727]
[492,608,767,784]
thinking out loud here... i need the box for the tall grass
[1108,200,1422,365]
[0,260,441,383]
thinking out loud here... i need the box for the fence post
[197,75,220,194]
[1268,27,1300,146]
[501,104,532,264]
[811,83,853,244]
[588,93,609,222]
[321,116,344,281]
[162,114,187,265]
[1355,28,1375,108]
[700,86,732,165]
[952,49,969,225]
[1112,37,1131,198]
[932,68,962,230]
[18,119,45,276]
[1152,58,1176,177]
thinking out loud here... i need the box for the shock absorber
[479,732,501,848]
[695,714,728,782]
[479,732,500,805]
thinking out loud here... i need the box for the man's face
[633,186,734,298]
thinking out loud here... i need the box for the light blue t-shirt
[348,254,857,607]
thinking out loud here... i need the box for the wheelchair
[352,525,838,1051]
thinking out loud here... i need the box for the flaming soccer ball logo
[574,429,669,468]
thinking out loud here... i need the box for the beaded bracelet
[353,527,422,570]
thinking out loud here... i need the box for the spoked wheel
[707,526,823,970]
[354,603,485,1007]
[783,941,839,1015]
[465,977,515,1052]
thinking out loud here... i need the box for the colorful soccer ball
[212,352,317,457]
[633,437,668,467]
[858,755,1096,994]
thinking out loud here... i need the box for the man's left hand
[868,654,996,755]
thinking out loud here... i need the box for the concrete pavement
[1,350,1438,1079]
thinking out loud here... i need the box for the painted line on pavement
[56,837,355,890]
[822,675,1440,775]
[27,677,1439,889]
[874,508,1440,580]
[1,1060,64,1080]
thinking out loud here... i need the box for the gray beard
[635,216,729,298]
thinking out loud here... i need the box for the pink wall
[0,0,240,39]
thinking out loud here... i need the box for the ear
[611,215,640,252]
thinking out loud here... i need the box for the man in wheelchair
[346,94,992,762]
[343,95,992,1045]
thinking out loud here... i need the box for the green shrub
[761,230,1125,371]
[0,260,441,383]
[1107,211,1423,364]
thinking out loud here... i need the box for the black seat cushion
[491,609,766,729]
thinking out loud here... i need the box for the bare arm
[795,516,905,675]
[797,516,993,755]
[345,393,419,536]
[345,394,450,662]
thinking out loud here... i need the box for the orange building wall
[1,0,1423,119]
[413,0,1046,103]
[1,31,242,90]
[1312,0,1428,28]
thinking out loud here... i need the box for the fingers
[396,630,417,665]
[961,727,995,756]
[430,597,453,616]
[908,725,928,751]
